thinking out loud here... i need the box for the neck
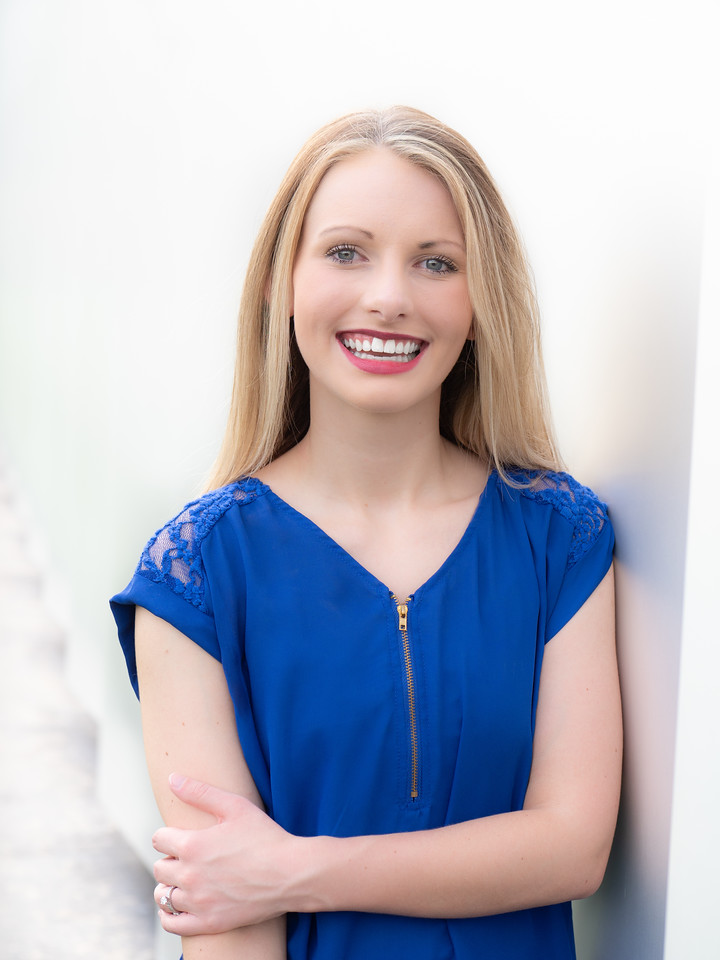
[291,389,459,507]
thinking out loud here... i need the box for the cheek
[435,290,473,341]
[291,287,343,361]
[292,268,352,327]
[292,291,338,332]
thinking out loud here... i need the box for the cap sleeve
[516,471,615,642]
[110,484,246,694]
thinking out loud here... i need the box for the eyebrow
[417,239,465,251]
[319,226,374,239]
[318,226,464,250]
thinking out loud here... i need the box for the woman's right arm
[135,606,286,960]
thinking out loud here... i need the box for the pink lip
[337,337,424,375]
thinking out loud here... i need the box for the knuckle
[174,835,189,859]
[194,780,214,802]
[205,912,224,935]
[153,855,173,880]
[178,863,196,891]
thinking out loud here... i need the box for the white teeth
[354,352,411,362]
[341,335,422,362]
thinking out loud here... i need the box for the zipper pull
[392,594,410,632]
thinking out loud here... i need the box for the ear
[465,316,476,341]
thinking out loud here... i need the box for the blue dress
[111,469,614,960]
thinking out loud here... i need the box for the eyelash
[421,255,458,274]
[325,245,458,275]
[326,244,359,264]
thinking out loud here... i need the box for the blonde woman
[112,106,621,960]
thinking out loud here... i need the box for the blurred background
[0,1,717,957]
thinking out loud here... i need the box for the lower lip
[338,340,424,375]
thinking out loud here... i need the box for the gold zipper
[392,594,419,800]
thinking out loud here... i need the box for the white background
[0,1,717,956]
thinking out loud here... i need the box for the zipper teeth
[392,595,419,800]
[402,630,419,799]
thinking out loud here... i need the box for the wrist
[287,834,351,914]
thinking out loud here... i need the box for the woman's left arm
[154,566,621,931]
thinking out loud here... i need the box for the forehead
[302,148,463,238]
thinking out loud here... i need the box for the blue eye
[422,256,457,274]
[327,245,358,264]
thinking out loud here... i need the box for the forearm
[293,573,621,921]
[296,806,609,919]
[182,917,286,960]
[136,609,286,953]
[149,572,620,933]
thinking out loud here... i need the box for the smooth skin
[137,606,286,958]
[290,147,474,429]
[137,150,622,952]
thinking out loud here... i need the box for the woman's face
[291,148,473,420]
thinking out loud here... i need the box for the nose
[361,259,412,323]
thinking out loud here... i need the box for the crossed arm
[135,605,287,959]
[136,566,621,950]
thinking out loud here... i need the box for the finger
[155,882,187,922]
[154,885,214,937]
[167,773,243,821]
[152,825,185,857]
[157,907,208,937]
[153,856,179,886]
[154,882,179,912]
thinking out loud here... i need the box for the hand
[152,774,301,935]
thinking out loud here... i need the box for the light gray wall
[662,149,720,959]
[1,2,716,957]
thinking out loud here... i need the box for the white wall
[663,147,720,959]
[0,2,715,956]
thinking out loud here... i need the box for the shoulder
[502,469,611,568]
[135,477,266,609]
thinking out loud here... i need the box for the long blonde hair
[207,106,562,490]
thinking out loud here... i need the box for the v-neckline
[248,471,498,598]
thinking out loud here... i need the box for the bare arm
[153,567,621,929]
[135,606,286,958]
[302,565,621,916]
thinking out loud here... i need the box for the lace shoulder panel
[135,477,264,611]
[511,470,610,569]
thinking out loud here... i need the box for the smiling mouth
[339,334,424,364]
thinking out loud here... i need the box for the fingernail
[169,773,186,789]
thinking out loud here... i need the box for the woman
[112,106,621,960]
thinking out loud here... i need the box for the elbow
[569,865,606,902]
[566,837,614,901]
[556,794,619,902]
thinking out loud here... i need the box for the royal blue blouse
[111,469,614,960]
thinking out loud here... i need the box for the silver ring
[159,886,181,916]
